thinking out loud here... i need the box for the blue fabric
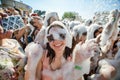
[2,15,25,31]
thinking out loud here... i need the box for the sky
[17,0,120,19]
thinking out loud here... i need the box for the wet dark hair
[113,40,118,49]
[82,32,87,36]
[29,19,34,25]
[47,17,52,26]
[88,20,92,26]
[29,19,37,28]
[46,43,72,64]
[94,29,99,38]
[71,37,77,52]
[94,27,103,38]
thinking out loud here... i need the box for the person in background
[0,9,13,39]
[0,25,26,80]
[34,12,59,48]
[43,12,59,27]
[30,13,43,37]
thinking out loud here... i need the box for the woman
[42,21,73,80]
[0,25,26,80]
[43,12,59,27]
[25,21,73,80]
[86,23,103,40]
[71,25,87,51]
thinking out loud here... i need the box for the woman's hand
[5,30,13,38]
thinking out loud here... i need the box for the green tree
[34,10,46,17]
[62,12,77,20]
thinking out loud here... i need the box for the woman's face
[32,17,43,29]
[49,40,66,53]
[49,17,57,24]
[76,32,87,43]
[95,27,103,38]
[79,34,87,42]
[48,26,66,53]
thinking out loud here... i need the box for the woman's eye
[47,34,54,42]
[59,33,66,40]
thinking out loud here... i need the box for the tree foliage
[34,10,46,17]
[62,12,77,20]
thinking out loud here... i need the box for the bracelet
[74,65,82,70]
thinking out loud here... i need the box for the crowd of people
[0,7,120,80]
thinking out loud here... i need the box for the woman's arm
[36,57,43,80]
[24,42,44,80]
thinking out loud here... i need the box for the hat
[44,21,72,48]
[30,13,42,20]
[31,13,38,16]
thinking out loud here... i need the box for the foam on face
[47,27,66,42]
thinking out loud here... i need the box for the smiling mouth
[54,43,62,47]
